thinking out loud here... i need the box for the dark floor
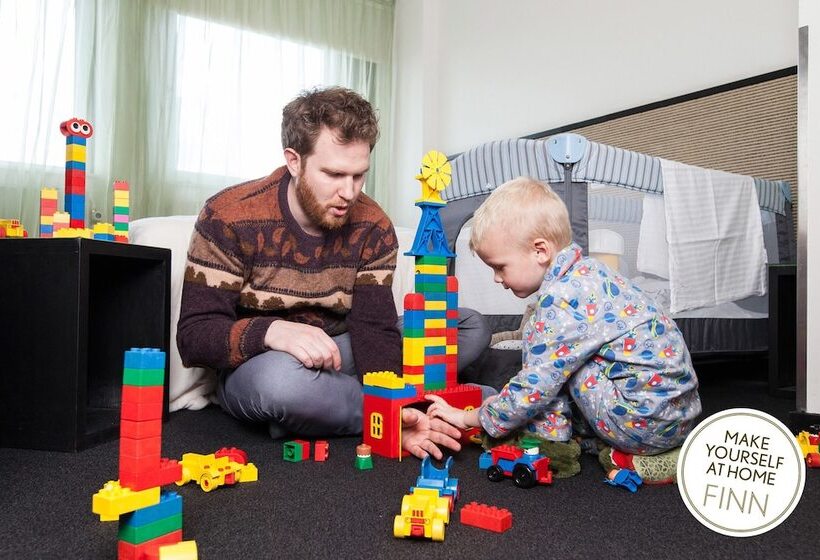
[1,357,817,560]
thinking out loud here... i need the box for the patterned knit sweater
[177,166,401,375]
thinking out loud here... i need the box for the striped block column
[113,180,130,242]
[39,187,58,238]
[119,348,181,492]
[59,118,93,229]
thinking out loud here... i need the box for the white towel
[636,194,670,279]
[659,159,767,313]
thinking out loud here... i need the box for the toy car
[409,456,459,510]
[478,444,552,488]
[393,487,450,542]
[176,447,258,492]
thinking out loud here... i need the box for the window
[369,412,383,439]
[174,15,326,179]
[0,0,75,167]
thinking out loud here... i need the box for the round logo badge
[677,408,805,537]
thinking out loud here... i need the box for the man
[177,86,490,459]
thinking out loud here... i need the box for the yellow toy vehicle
[176,447,258,492]
[393,487,450,542]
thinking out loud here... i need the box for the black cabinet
[0,239,170,451]
[768,264,796,397]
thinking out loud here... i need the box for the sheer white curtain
[0,0,394,232]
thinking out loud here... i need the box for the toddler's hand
[425,394,469,430]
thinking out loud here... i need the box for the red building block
[446,276,459,292]
[315,441,329,462]
[460,502,512,533]
[117,529,182,560]
[404,293,425,310]
[120,458,182,492]
[120,419,162,439]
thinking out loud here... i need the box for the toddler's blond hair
[469,177,572,253]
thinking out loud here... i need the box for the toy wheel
[199,475,215,492]
[431,518,445,542]
[393,515,406,538]
[486,465,505,482]
[513,464,537,489]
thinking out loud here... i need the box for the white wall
[799,0,820,414]
[390,0,798,227]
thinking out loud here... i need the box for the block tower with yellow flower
[362,151,482,459]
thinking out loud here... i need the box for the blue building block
[124,348,166,370]
[121,491,182,527]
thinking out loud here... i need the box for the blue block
[446,319,459,328]
[66,135,86,146]
[446,294,458,307]
[414,273,446,284]
[124,348,166,370]
[425,346,446,356]
[420,310,446,320]
[66,160,86,171]
[40,225,53,234]
[422,292,448,301]
[424,363,447,377]
[121,491,182,527]
[362,383,418,400]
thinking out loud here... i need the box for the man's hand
[264,320,342,371]
[400,407,462,460]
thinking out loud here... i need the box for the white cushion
[130,216,217,411]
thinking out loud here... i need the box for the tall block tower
[362,151,481,459]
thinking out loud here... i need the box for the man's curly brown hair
[281,86,380,157]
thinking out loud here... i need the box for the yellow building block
[403,339,426,366]
[415,264,447,275]
[424,319,447,329]
[53,211,70,225]
[92,480,161,522]
[65,143,86,161]
[114,192,130,203]
[403,374,424,386]
[446,345,458,355]
[40,187,58,199]
[93,223,115,235]
[40,216,54,225]
[424,336,447,347]
[424,300,447,311]
[363,371,404,389]
[55,227,93,238]
[159,541,198,560]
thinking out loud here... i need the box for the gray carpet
[1,360,817,560]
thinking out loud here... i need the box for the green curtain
[0,0,394,232]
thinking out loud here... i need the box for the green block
[403,328,424,338]
[113,205,129,214]
[416,283,445,292]
[114,222,129,232]
[122,367,165,386]
[424,381,446,391]
[118,513,182,544]
[416,255,448,265]
[283,441,305,462]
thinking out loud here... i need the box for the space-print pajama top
[478,243,702,455]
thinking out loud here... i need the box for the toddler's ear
[533,238,553,265]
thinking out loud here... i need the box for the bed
[432,134,794,381]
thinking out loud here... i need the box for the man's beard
[295,175,352,231]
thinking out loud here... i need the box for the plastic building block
[315,441,329,462]
[356,444,374,470]
[117,529,182,560]
[92,481,161,522]
[460,502,512,533]
[155,540,198,560]
[283,440,311,462]
[806,452,820,468]
[123,491,182,527]
[393,487,450,541]
[604,469,643,492]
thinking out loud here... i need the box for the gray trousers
[216,308,491,438]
